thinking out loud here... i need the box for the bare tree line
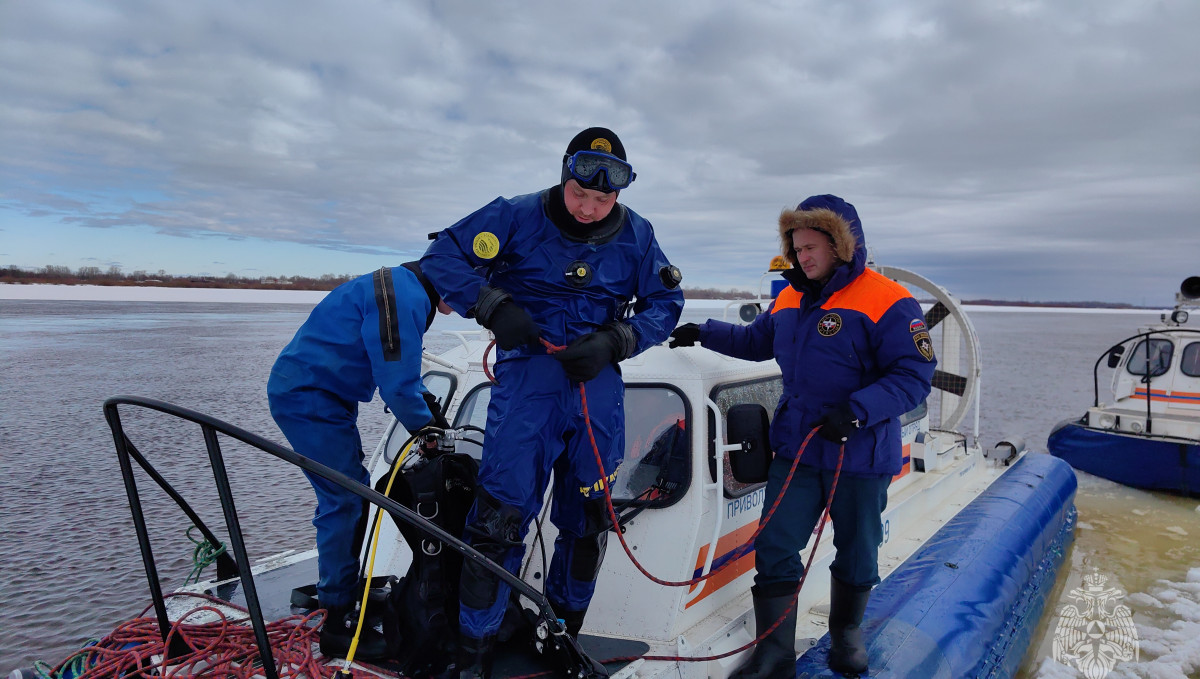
[1,264,354,291]
[1,264,756,298]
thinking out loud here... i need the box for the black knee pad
[569,500,611,582]
[351,497,369,557]
[460,487,524,610]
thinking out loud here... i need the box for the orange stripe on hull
[1131,389,1200,404]
[685,522,758,608]
[893,443,912,483]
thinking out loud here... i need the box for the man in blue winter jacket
[268,261,451,660]
[420,127,684,678]
[669,195,936,677]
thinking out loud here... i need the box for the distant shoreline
[0,282,327,304]
[0,282,1167,313]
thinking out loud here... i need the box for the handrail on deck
[104,395,563,679]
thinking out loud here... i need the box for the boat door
[1113,332,1182,414]
[450,363,787,645]
[442,376,703,638]
[1176,338,1200,412]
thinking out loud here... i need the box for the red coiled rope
[49,592,396,679]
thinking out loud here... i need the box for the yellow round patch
[590,138,613,153]
[472,232,500,259]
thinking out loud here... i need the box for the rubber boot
[827,578,870,676]
[319,602,389,661]
[455,634,495,679]
[731,583,798,679]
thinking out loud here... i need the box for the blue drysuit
[699,195,936,588]
[268,266,436,608]
[420,189,683,639]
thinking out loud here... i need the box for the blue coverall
[268,266,436,608]
[420,189,683,639]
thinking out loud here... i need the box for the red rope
[619,445,843,664]
[481,337,559,385]
[580,382,826,588]
[481,333,846,666]
[481,339,498,384]
[483,334,829,588]
[64,334,839,677]
[54,592,398,679]
[501,432,844,673]
[578,382,846,663]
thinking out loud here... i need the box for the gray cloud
[1,0,1196,304]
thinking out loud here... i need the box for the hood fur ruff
[778,207,857,267]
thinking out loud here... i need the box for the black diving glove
[422,391,450,429]
[555,330,621,383]
[668,323,701,348]
[812,404,862,444]
[486,301,540,351]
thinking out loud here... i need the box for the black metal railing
[104,396,560,679]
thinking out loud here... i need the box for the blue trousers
[268,390,367,608]
[459,356,624,639]
[753,457,890,590]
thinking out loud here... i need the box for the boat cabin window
[1181,342,1200,378]
[451,384,492,460]
[421,371,457,415]
[1125,338,1174,377]
[900,400,927,426]
[610,385,690,506]
[708,376,784,498]
[449,383,691,505]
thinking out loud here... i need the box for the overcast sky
[2,0,1197,305]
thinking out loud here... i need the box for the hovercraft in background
[1049,276,1200,497]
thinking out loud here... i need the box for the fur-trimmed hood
[777,194,866,293]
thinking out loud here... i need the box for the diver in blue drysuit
[669,195,936,677]
[267,261,450,660]
[420,127,684,678]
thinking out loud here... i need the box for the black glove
[668,323,701,348]
[555,330,621,383]
[422,391,450,429]
[812,404,862,444]
[486,301,540,350]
